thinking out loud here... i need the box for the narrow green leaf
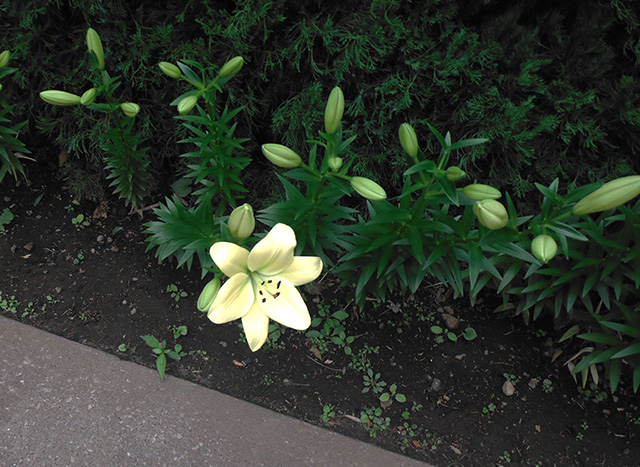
[611,343,640,359]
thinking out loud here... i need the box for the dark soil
[1,171,639,467]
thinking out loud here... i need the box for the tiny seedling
[117,343,127,352]
[172,325,188,339]
[167,284,188,302]
[362,368,386,394]
[321,404,336,422]
[0,208,15,233]
[71,213,90,228]
[380,383,406,405]
[141,335,186,379]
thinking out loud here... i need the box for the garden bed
[1,171,639,466]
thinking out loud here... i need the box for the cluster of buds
[461,184,508,230]
[160,56,244,115]
[39,29,141,119]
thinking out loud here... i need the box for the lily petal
[259,279,311,330]
[248,223,296,275]
[242,304,270,352]
[210,242,249,277]
[207,273,253,323]
[280,256,323,286]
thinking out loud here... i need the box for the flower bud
[572,175,640,215]
[228,203,255,240]
[218,56,244,78]
[324,86,344,135]
[177,95,199,114]
[261,143,302,168]
[446,166,466,181]
[39,90,82,106]
[350,176,387,201]
[121,102,140,118]
[531,234,557,264]
[473,199,508,230]
[197,278,221,312]
[463,183,501,200]
[328,157,343,171]
[80,88,97,105]
[86,28,105,70]
[158,61,182,79]
[0,50,10,69]
[398,123,419,158]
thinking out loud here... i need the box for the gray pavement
[0,316,430,466]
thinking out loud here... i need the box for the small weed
[306,300,354,355]
[171,325,188,339]
[71,213,90,228]
[542,378,553,393]
[0,292,19,314]
[321,404,336,423]
[482,402,497,415]
[167,284,188,302]
[500,451,511,463]
[73,252,84,265]
[141,335,186,379]
[0,208,15,233]
[380,383,406,405]
[362,368,386,394]
[117,344,127,352]
[261,374,274,386]
[360,406,391,437]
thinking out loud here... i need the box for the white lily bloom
[208,223,323,351]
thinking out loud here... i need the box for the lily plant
[207,223,323,351]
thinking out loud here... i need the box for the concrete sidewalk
[0,316,429,466]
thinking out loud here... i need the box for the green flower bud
[261,143,302,168]
[80,88,97,105]
[531,234,557,264]
[324,86,344,135]
[197,278,221,312]
[328,157,343,171]
[446,166,466,181]
[473,199,508,230]
[228,203,255,240]
[177,95,198,115]
[463,183,501,200]
[86,28,105,70]
[121,102,140,118]
[350,176,387,201]
[572,175,640,215]
[0,50,10,69]
[39,90,82,106]
[398,123,419,158]
[158,61,182,79]
[218,56,244,78]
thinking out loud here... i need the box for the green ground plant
[140,335,186,380]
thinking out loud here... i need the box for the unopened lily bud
[121,102,140,118]
[39,90,82,106]
[177,95,199,114]
[0,50,10,69]
[158,61,182,79]
[350,176,387,201]
[197,278,221,312]
[228,203,255,240]
[446,166,466,181]
[572,175,640,215]
[80,88,97,105]
[328,157,343,171]
[473,199,508,230]
[324,86,344,135]
[399,123,419,158]
[86,28,105,70]
[261,143,302,168]
[531,234,557,264]
[218,56,244,78]
[463,183,501,200]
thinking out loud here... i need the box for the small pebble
[455,353,466,360]
[220,341,227,348]
[603,409,611,416]
[502,380,515,396]
[431,378,442,392]
[528,378,539,389]
[130,308,137,315]
[96,235,105,243]
[55,287,62,294]
[122,300,127,305]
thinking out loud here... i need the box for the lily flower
[208,223,323,351]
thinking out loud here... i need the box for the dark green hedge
[2,0,639,206]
